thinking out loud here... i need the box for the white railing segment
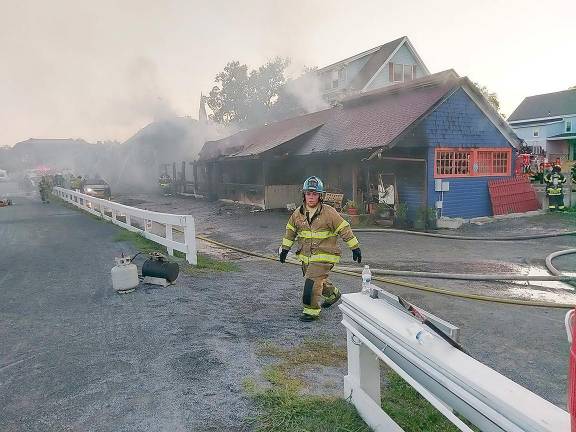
[340,286,569,432]
[53,187,197,264]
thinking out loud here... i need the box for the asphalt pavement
[1,193,574,432]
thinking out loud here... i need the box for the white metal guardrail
[53,187,197,264]
[340,285,570,432]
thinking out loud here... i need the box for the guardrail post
[165,224,174,256]
[345,329,381,403]
[184,215,197,265]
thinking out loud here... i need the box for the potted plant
[426,207,438,230]
[394,202,409,229]
[414,207,427,230]
[345,200,358,215]
[344,200,360,225]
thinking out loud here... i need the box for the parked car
[82,179,111,199]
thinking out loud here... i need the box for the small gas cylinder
[111,256,139,293]
[142,253,179,283]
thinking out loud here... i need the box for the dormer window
[389,63,416,82]
[533,128,539,138]
[566,120,572,133]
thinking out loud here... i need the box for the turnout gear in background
[544,166,567,211]
[38,176,51,203]
[159,174,172,195]
[280,199,361,321]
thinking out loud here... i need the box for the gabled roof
[200,70,521,162]
[316,36,430,92]
[295,70,461,155]
[347,37,406,91]
[199,109,332,160]
[508,89,576,122]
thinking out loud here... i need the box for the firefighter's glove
[279,249,289,263]
[352,248,362,263]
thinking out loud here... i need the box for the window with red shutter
[435,148,511,178]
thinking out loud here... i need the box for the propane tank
[142,252,179,283]
[111,256,139,293]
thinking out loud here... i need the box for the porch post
[352,163,359,206]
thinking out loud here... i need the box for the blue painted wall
[417,88,515,218]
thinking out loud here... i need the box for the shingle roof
[294,70,461,155]
[199,109,332,160]
[508,89,576,122]
[348,37,405,90]
[200,69,520,162]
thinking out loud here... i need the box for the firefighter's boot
[300,277,322,322]
[322,286,341,308]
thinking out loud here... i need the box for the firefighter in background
[544,165,567,211]
[159,173,172,195]
[279,176,362,322]
[572,163,576,190]
[38,176,51,203]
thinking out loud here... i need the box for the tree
[569,85,576,90]
[207,61,251,124]
[206,57,290,127]
[473,81,501,114]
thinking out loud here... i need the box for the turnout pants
[548,193,565,211]
[301,263,338,318]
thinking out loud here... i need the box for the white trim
[548,135,576,141]
[461,85,521,149]
[510,120,563,129]
[361,36,430,92]
[404,37,430,75]
[508,114,571,124]
[318,45,382,72]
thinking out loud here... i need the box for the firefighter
[279,176,362,322]
[38,176,51,203]
[544,165,567,211]
[159,173,172,195]
[571,163,576,187]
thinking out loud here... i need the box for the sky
[1,0,575,147]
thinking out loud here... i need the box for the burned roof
[508,89,576,122]
[199,109,332,160]
[294,70,461,155]
[200,69,520,162]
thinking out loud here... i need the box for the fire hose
[353,227,576,241]
[195,234,576,309]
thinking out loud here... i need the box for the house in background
[197,70,521,220]
[316,36,430,103]
[508,89,576,163]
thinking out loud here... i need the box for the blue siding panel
[397,173,424,220]
[416,88,515,218]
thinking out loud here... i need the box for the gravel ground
[1,192,574,431]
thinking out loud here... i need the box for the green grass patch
[381,366,479,432]
[114,229,239,273]
[247,339,368,432]
[249,339,479,432]
[113,229,165,253]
